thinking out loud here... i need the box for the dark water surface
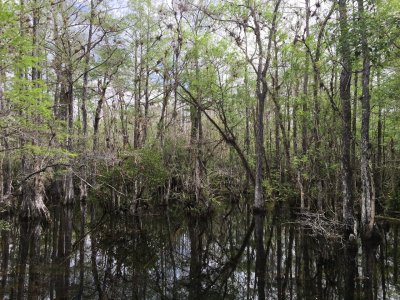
[0,202,399,299]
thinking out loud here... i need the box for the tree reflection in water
[0,203,398,299]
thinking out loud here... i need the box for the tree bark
[93,80,107,152]
[133,41,142,150]
[252,0,281,211]
[358,0,375,238]
[358,1,376,299]
[81,0,95,137]
[339,0,353,232]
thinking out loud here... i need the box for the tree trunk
[375,72,383,212]
[358,0,375,238]
[93,81,107,152]
[339,0,354,232]
[252,0,281,211]
[20,161,50,221]
[0,228,10,299]
[299,0,310,211]
[133,41,142,150]
[358,1,376,299]
[254,85,267,211]
[312,6,331,211]
[81,0,95,137]
[302,0,310,158]
[157,61,171,146]
[352,72,358,191]
[190,38,204,204]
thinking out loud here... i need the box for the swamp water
[0,202,399,299]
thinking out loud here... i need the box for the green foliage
[292,155,309,169]
[1,0,399,222]
[0,219,11,231]
[98,147,169,202]
[0,3,32,65]
[263,172,297,201]
[0,1,66,158]
[125,148,169,188]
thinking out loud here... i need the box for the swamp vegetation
[0,0,400,299]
